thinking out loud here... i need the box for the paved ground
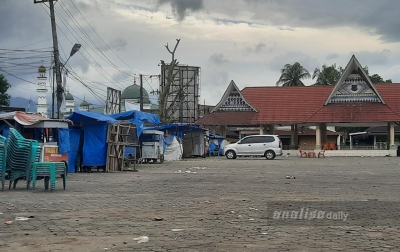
[1,156,400,251]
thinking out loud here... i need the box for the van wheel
[225,150,237,159]
[265,150,276,160]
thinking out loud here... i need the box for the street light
[52,43,81,119]
[60,43,81,73]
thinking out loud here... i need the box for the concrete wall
[299,135,337,150]
[283,149,397,157]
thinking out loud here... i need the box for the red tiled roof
[242,129,340,136]
[242,86,333,124]
[196,84,400,125]
[195,111,257,125]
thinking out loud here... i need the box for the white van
[223,135,283,160]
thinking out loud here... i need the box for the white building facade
[36,65,48,118]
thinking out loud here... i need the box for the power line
[60,0,156,92]
[52,6,127,90]
[58,1,137,82]
[0,68,37,85]
[40,4,129,93]
[68,0,142,76]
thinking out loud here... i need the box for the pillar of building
[290,124,298,149]
[388,122,396,150]
[320,123,327,147]
[219,125,227,138]
[259,125,264,135]
[267,124,275,134]
[315,123,321,150]
[210,125,217,134]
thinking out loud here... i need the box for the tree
[276,62,310,149]
[158,39,181,123]
[0,74,11,107]
[312,64,341,85]
[276,62,311,86]
[363,66,392,84]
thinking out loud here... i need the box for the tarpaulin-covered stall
[109,110,161,137]
[0,111,72,169]
[66,110,117,171]
[144,123,206,158]
[206,132,227,156]
[163,135,183,161]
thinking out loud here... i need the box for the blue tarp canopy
[67,110,118,168]
[110,110,161,136]
[110,110,160,124]
[207,132,224,139]
[144,123,204,132]
[144,123,206,140]
[67,110,117,124]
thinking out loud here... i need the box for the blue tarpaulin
[110,110,160,136]
[57,128,70,154]
[110,110,161,124]
[0,124,10,138]
[68,128,81,173]
[67,110,117,167]
[207,133,224,139]
[144,123,205,139]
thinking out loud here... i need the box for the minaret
[79,95,90,111]
[36,65,48,117]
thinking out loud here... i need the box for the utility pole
[52,66,55,118]
[34,0,63,119]
[139,74,143,111]
[179,70,184,123]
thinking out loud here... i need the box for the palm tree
[312,64,341,85]
[276,62,311,87]
[275,62,310,150]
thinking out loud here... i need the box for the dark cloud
[157,0,204,21]
[241,0,400,43]
[108,38,128,52]
[351,50,391,66]
[245,43,266,54]
[0,0,49,45]
[209,53,228,65]
[268,52,319,73]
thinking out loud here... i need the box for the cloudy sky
[1,0,400,108]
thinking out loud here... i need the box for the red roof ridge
[241,85,334,91]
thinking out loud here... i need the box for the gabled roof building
[196,55,400,151]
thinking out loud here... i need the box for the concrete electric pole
[139,74,143,111]
[34,0,63,119]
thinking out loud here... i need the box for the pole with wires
[34,0,63,119]
[140,74,143,111]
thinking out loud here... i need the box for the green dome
[65,92,74,101]
[38,65,46,72]
[80,100,90,106]
[121,84,151,104]
[150,103,159,110]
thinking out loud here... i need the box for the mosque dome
[38,65,46,72]
[80,100,90,107]
[121,84,151,104]
[65,91,74,101]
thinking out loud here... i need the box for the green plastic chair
[0,135,7,190]
[31,162,67,191]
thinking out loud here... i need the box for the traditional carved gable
[212,80,257,112]
[325,55,385,105]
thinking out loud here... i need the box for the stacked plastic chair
[6,128,41,189]
[0,135,7,190]
[31,162,67,191]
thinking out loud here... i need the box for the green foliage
[276,62,311,87]
[363,66,392,84]
[0,74,11,107]
[312,64,341,85]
